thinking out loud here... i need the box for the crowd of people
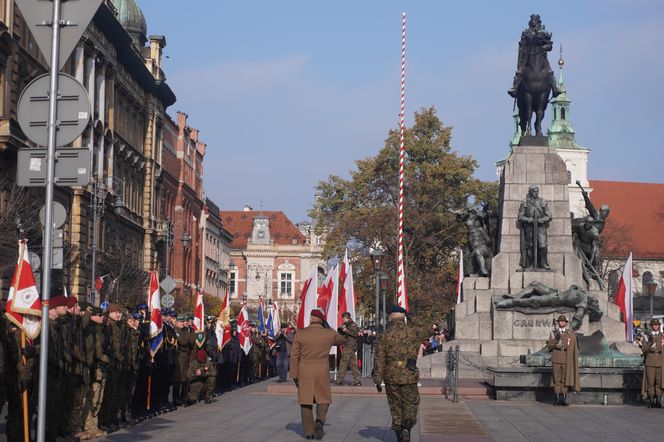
[0,292,297,441]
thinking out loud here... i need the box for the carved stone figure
[459,206,494,277]
[518,185,552,270]
[508,14,561,137]
[572,181,610,288]
[495,282,603,330]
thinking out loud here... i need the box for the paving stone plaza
[65,380,654,442]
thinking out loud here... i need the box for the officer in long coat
[638,318,664,408]
[546,315,580,406]
[290,307,344,440]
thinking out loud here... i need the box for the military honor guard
[546,315,580,406]
[335,312,362,386]
[638,318,664,408]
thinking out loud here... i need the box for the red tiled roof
[589,180,664,259]
[220,211,307,249]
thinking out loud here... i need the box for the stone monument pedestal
[452,145,637,375]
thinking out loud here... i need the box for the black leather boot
[394,427,403,442]
[402,419,413,442]
[554,393,559,406]
[649,396,655,408]
[561,394,568,406]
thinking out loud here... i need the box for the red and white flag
[456,250,464,304]
[5,240,41,340]
[338,250,356,322]
[148,271,162,338]
[324,265,339,331]
[614,252,634,342]
[193,289,205,332]
[237,301,252,355]
[297,267,318,329]
[216,287,232,351]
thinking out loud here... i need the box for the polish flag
[317,267,335,315]
[237,301,253,355]
[338,250,356,322]
[456,250,464,304]
[193,288,204,332]
[271,300,280,337]
[326,265,339,356]
[614,252,634,342]
[297,267,318,329]
[5,240,41,340]
[215,287,231,351]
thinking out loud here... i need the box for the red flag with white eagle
[5,240,41,339]
[193,288,205,332]
[216,287,231,351]
[237,301,252,355]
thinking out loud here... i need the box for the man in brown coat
[546,315,580,406]
[290,307,344,440]
[638,318,664,408]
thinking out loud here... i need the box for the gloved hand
[375,383,382,393]
[293,378,299,388]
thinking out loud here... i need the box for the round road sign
[17,73,91,147]
[161,294,175,308]
[39,201,67,228]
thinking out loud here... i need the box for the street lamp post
[89,176,126,306]
[370,247,386,331]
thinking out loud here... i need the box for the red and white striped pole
[396,12,409,311]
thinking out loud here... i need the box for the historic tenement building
[200,197,233,298]
[220,208,324,311]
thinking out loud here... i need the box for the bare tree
[0,179,41,275]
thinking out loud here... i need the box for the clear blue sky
[139,0,664,222]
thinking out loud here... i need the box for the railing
[445,345,460,403]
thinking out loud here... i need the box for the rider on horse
[508,14,561,99]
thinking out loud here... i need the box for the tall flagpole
[396,12,409,311]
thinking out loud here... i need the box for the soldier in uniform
[186,348,216,405]
[121,311,141,426]
[45,294,68,440]
[638,318,664,408]
[335,312,361,386]
[373,305,426,442]
[291,308,344,440]
[546,315,580,406]
[78,306,109,440]
[174,314,194,406]
[274,322,294,382]
[99,303,127,432]
[251,325,267,381]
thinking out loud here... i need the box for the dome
[111,0,147,47]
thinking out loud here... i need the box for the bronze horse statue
[508,15,560,137]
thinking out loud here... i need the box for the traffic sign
[161,294,175,308]
[29,251,41,271]
[15,0,104,70]
[17,147,90,187]
[160,276,177,294]
[18,73,91,147]
[39,202,67,229]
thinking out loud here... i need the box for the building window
[280,273,293,296]
[229,271,237,296]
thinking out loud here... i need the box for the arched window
[561,108,566,120]
[567,170,572,185]
[643,271,657,296]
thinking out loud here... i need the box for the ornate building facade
[221,208,324,310]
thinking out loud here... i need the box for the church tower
[547,48,591,217]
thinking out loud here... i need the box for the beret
[49,295,67,310]
[389,305,407,314]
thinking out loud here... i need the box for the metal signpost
[13,1,104,440]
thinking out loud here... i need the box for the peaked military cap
[651,318,661,326]
[556,315,569,323]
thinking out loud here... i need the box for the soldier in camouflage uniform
[186,349,216,404]
[251,326,267,381]
[373,305,426,442]
[46,295,68,440]
[336,312,361,386]
[120,311,141,426]
[78,306,109,440]
[99,303,127,432]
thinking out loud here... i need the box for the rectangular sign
[17,148,91,187]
